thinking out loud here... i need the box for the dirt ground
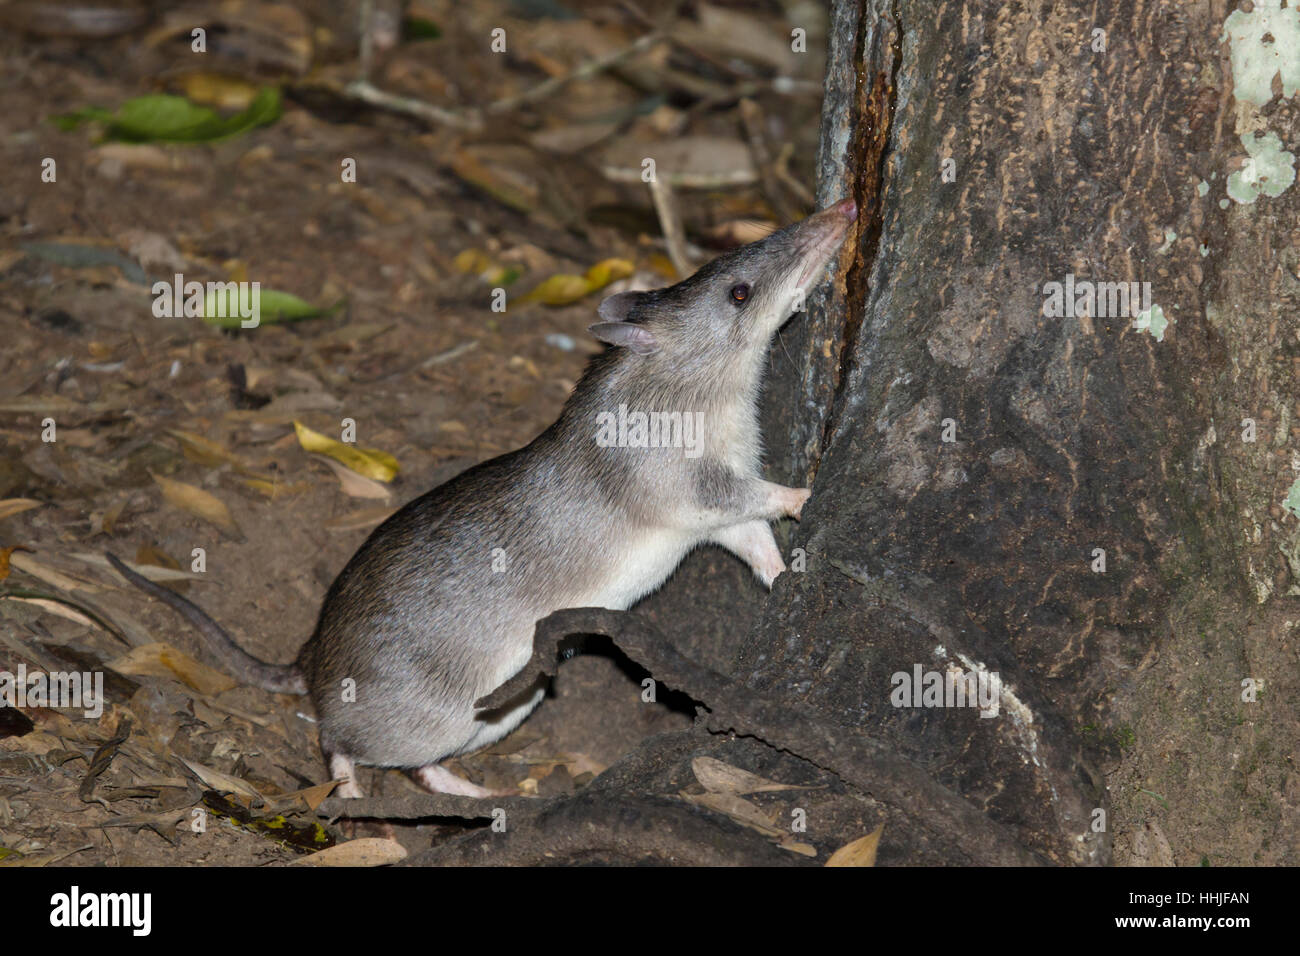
[0,0,832,864]
[1,1,1293,868]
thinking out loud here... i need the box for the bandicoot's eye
[730,283,750,305]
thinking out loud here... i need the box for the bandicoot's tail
[106,553,307,695]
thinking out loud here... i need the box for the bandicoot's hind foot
[712,520,786,588]
[328,752,364,799]
[409,763,499,797]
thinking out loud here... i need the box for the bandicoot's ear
[597,291,644,323]
[588,321,659,355]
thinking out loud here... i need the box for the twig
[358,0,375,82]
[647,175,693,278]
[343,79,485,132]
[774,143,815,206]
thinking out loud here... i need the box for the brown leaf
[312,454,392,500]
[692,756,809,794]
[681,790,782,837]
[109,642,238,696]
[178,757,263,800]
[152,473,240,537]
[289,838,407,867]
[826,825,884,867]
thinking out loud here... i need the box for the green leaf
[201,287,344,329]
[54,87,281,143]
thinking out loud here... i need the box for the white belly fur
[478,527,695,728]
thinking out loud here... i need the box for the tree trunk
[398,0,1300,865]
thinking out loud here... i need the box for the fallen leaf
[778,836,818,857]
[153,473,240,536]
[520,258,635,305]
[289,838,407,867]
[692,756,810,794]
[54,88,282,143]
[166,429,242,468]
[108,642,238,696]
[681,790,782,837]
[179,757,263,800]
[293,421,399,483]
[202,287,343,330]
[74,552,201,582]
[267,780,339,813]
[826,825,883,867]
[312,454,392,500]
[520,273,590,305]
[174,72,261,110]
[8,552,100,592]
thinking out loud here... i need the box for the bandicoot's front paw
[785,487,811,520]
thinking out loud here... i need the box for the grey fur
[109,201,856,794]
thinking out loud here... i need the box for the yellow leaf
[647,252,678,279]
[583,258,635,289]
[166,429,239,468]
[293,421,399,483]
[454,249,492,275]
[521,273,592,305]
[826,825,883,867]
[174,72,259,110]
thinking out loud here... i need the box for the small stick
[774,143,816,206]
[647,174,693,278]
[343,79,485,131]
[357,0,374,82]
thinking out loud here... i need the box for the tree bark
[743,0,1299,864]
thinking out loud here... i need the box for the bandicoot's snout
[793,198,857,287]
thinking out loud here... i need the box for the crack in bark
[812,0,902,482]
